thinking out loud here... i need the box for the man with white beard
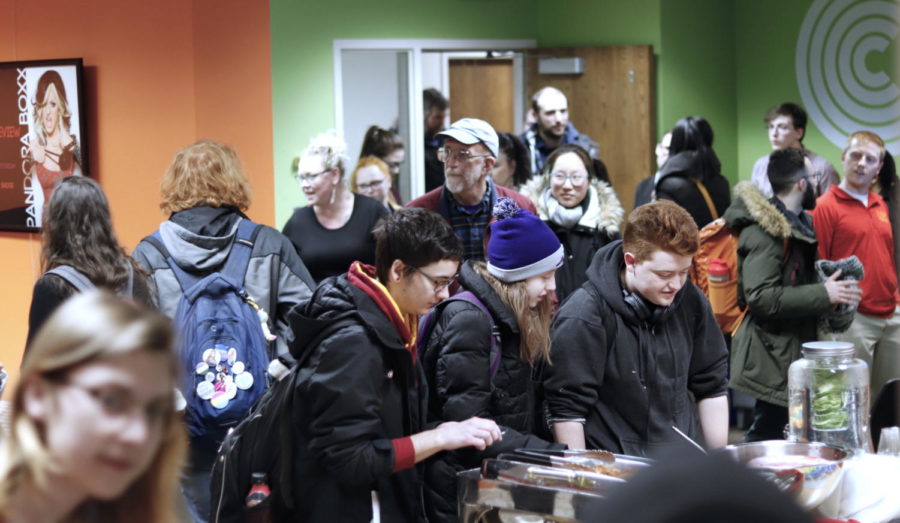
[408,118,536,261]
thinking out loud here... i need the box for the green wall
[271,0,895,219]
[535,0,662,48]
[735,0,843,180]
[270,0,538,227]
[659,0,737,182]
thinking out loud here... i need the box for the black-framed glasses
[550,172,588,187]
[437,147,491,163]
[293,168,331,184]
[413,266,457,293]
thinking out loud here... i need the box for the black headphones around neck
[622,288,668,324]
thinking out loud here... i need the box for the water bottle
[707,258,732,320]
[245,472,272,522]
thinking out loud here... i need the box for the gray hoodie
[133,206,315,357]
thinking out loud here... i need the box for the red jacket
[813,186,899,318]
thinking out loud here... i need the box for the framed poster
[0,58,87,231]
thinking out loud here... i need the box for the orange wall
[0,0,273,389]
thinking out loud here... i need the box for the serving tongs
[499,449,611,471]
[482,458,625,493]
[502,448,653,473]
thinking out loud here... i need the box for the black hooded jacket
[420,261,562,521]
[286,275,428,523]
[655,150,731,228]
[543,241,728,457]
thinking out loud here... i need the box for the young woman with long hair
[655,116,731,228]
[0,291,186,523]
[419,198,566,522]
[26,176,153,348]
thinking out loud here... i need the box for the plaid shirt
[444,183,493,261]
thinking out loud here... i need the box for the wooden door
[449,59,515,133]
[525,46,655,211]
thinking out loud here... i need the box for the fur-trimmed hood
[723,181,793,239]
[519,175,624,236]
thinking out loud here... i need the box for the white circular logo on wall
[796,0,900,155]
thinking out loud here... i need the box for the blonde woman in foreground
[0,291,185,523]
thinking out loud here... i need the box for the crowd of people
[6,86,899,523]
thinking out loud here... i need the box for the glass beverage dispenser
[788,341,873,454]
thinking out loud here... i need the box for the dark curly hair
[41,176,140,291]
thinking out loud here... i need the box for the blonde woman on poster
[28,69,82,206]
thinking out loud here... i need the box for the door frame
[332,39,535,197]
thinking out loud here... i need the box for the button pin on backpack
[235,372,254,390]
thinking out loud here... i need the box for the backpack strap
[220,219,262,287]
[452,291,502,377]
[144,218,261,292]
[122,262,134,298]
[690,178,719,221]
[417,291,502,377]
[145,230,196,292]
[46,265,95,292]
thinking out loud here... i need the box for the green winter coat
[725,182,831,407]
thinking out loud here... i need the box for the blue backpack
[145,219,270,448]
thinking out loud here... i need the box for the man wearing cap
[544,200,729,457]
[408,118,536,262]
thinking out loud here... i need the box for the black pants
[743,399,788,442]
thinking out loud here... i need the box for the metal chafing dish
[458,449,652,522]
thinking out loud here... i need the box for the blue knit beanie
[487,198,563,282]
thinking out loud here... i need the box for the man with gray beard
[408,118,536,261]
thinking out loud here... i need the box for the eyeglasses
[357,178,387,191]
[63,381,170,425]
[293,168,331,184]
[437,147,492,164]
[550,172,588,187]
[413,266,457,293]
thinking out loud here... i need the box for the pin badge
[210,391,229,410]
[235,372,254,390]
[196,381,215,400]
[195,362,209,375]
[232,361,245,375]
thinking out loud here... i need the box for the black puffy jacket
[420,261,562,522]
[286,275,428,523]
[655,150,731,228]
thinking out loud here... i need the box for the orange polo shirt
[813,186,900,318]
